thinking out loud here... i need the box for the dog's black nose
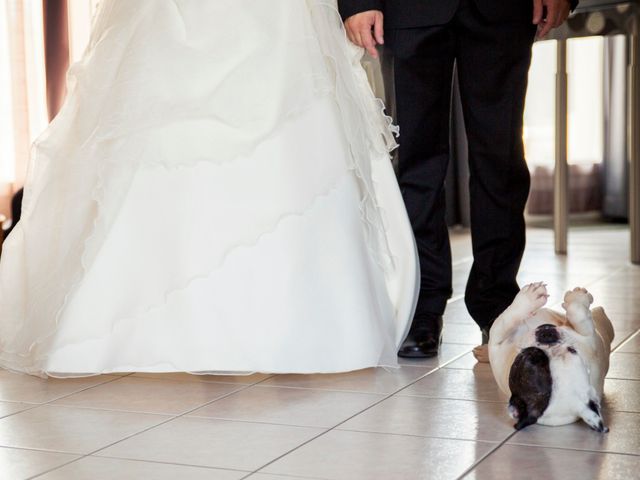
[535,324,560,345]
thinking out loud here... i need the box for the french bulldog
[489,283,614,432]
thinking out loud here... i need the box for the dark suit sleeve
[571,0,579,11]
[337,0,384,21]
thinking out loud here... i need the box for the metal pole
[555,39,569,255]
[630,14,640,264]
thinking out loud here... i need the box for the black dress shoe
[398,315,443,358]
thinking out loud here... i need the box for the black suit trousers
[387,0,536,329]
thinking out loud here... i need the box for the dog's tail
[591,306,614,346]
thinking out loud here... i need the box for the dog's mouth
[535,324,562,346]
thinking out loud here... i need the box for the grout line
[41,375,129,404]
[606,375,640,381]
[605,377,640,384]
[35,452,254,475]
[247,348,475,477]
[0,445,82,456]
[456,430,519,479]
[393,393,506,404]
[242,470,327,480]
[502,441,640,458]
[27,458,91,479]
[0,374,125,423]
[457,436,640,479]
[221,383,397,397]
[612,330,640,354]
[330,428,503,444]
[28,375,278,479]
[0,403,41,421]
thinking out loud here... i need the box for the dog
[488,283,614,432]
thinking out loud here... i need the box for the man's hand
[344,10,384,59]
[533,0,571,38]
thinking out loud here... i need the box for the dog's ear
[508,347,552,430]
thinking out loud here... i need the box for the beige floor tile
[519,258,612,277]
[97,416,323,471]
[607,353,640,380]
[443,352,484,370]
[587,285,640,299]
[596,299,640,317]
[598,275,640,289]
[263,429,494,480]
[603,379,640,413]
[38,456,247,480]
[593,303,640,321]
[444,301,475,325]
[451,283,469,298]
[260,366,433,394]
[508,410,640,455]
[338,395,513,442]
[601,277,640,288]
[0,405,169,454]
[466,444,639,480]
[0,371,118,403]
[617,332,640,353]
[442,323,482,345]
[189,385,382,428]
[397,343,472,367]
[444,314,478,327]
[52,376,241,415]
[451,269,471,287]
[0,447,78,480]
[132,372,271,385]
[606,312,640,327]
[450,227,473,250]
[0,402,35,419]
[400,367,508,402]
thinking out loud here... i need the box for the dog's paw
[581,399,608,433]
[512,282,549,317]
[562,287,594,310]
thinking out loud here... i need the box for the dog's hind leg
[564,289,611,397]
[592,306,614,346]
[579,398,609,433]
[562,287,595,337]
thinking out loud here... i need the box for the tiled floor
[0,226,638,479]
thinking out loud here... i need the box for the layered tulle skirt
[0,0,418,377]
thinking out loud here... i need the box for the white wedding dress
[0,0,418,377]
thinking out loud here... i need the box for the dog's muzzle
[535,324,561,345]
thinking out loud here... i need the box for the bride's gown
[0,0,418,377]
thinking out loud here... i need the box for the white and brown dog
[489,283,614,432]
